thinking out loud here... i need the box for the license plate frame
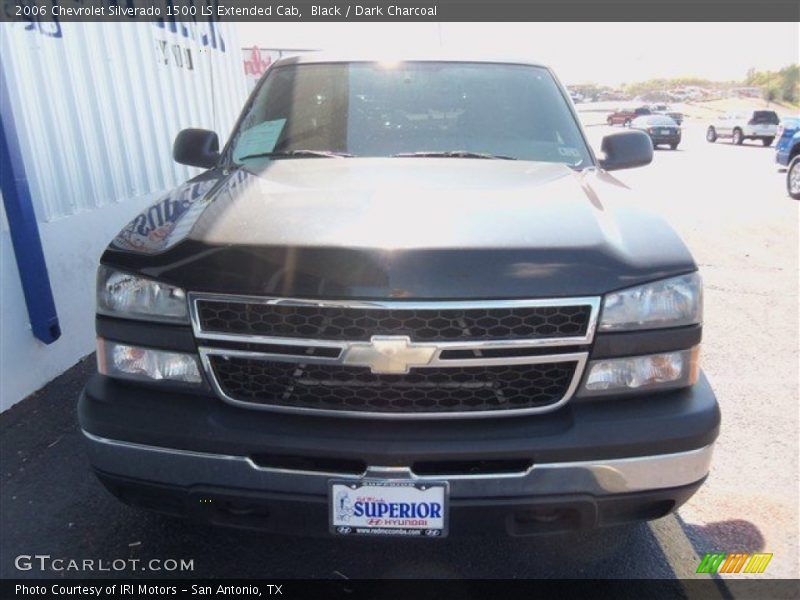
[329,479,449,538]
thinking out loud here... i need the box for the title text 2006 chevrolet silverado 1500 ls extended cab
[80,55,719,538]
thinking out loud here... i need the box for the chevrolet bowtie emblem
[342,336,437,374]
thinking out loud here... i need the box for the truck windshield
[228,61,592,167]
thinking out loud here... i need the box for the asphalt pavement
[1,119,797,583]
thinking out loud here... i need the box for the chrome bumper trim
[82,430,713,497]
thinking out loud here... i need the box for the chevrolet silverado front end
[79,56,719,537]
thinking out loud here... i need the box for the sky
[237,22,799,86]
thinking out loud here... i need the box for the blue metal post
[0,60,61,344]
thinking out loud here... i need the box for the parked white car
[706,110,779,146]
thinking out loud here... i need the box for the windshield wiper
[237,149,354,160]
[392,150,517,160]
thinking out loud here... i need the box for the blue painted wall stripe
[0,59,61,344]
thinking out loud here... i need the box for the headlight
[97,339,202,384]
[578,347,699,397]
[599,273,702,331]
[97,265,188,323]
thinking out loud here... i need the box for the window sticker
[233,119,287,162]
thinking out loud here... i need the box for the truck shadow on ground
[715,142,776,150]
[676,513,765,555]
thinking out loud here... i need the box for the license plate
[330,480,448,537]
[660,129,671,135]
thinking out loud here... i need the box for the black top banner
[3,0,800,22]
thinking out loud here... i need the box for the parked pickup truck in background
[607,106,651,127]
[775,117,800,199]
[80,55,719,539]
[650,104,684,125]
[706,110,779,146]
[775,116,800,167]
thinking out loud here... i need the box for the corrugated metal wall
[0,21,248,410]
[0,20,247,223]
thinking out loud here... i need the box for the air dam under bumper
[85,431,712,535]
[79,372,719,535]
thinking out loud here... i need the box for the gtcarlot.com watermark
[15,554,194,573]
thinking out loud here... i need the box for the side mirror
[173,128,220,169]
[598,130,653,171]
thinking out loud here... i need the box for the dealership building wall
[242,46,315,90]
[0,21,248,411]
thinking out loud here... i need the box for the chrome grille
[195,299,592,342]
[209,356,577,414]
[190,294,599,419]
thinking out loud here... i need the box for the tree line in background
[621,77,732,97]
[746,65,799,104]
[569,65,799,106]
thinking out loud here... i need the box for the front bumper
[79,372,720,535]
[94,468,707,536]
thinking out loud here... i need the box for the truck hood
[104,158,695,298]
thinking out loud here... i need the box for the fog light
[579,347,699,397]
[98,339,202,384]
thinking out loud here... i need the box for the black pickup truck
[80,55,719,538]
